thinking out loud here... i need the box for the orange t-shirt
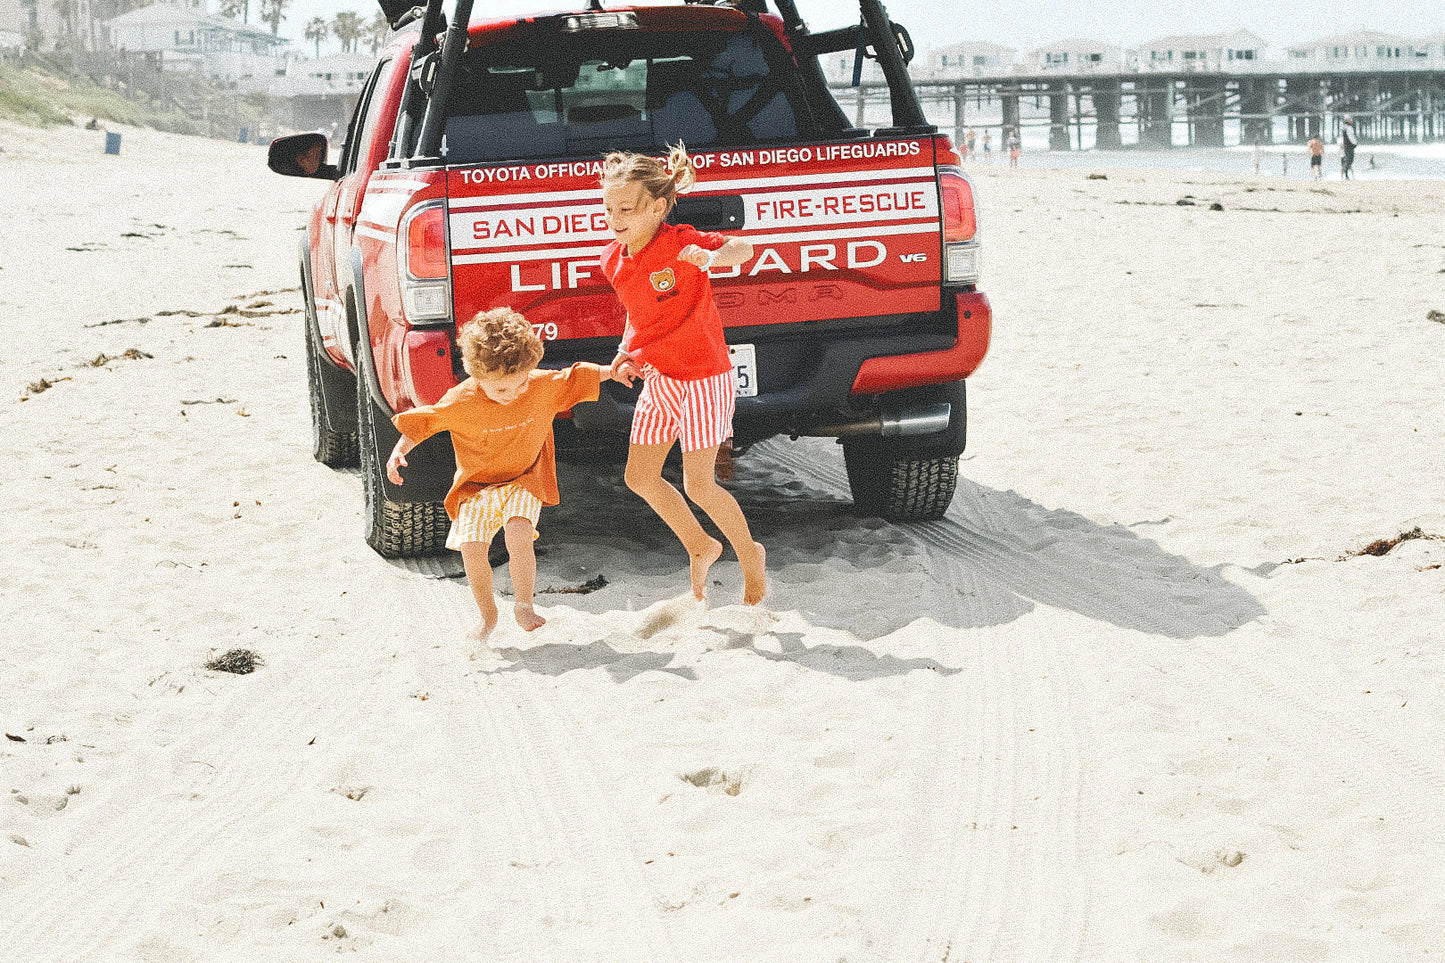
[392,363,601,518]
[601,222,732,380]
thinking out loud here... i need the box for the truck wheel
[356,376,450,558]
[842,438,959,522]
[306,318,358,467]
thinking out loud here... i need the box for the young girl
[600,144,767,606]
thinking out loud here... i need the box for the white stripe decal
[355,225,395,243]
[449,222,937,265]
[452,245,608,265]
[359,191,412,230]
[444,167,937,212]
[743,222,939,246]
[698,166,936,194]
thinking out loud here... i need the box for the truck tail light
[939,167,980,285]
[398,202,451,326]
[405,206,447,278]
[940,170,976,242]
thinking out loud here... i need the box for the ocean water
[1000,143,1445,181]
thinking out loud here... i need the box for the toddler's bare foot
[514,603,547,632]
[690,537,724,601]
[741,541,767,606]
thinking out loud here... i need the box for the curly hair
[459,308,544,378]
[600,142,696,210]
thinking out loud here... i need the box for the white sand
[2,119,1444,962]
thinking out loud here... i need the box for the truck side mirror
[268,133,340,180]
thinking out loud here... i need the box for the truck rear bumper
[851,290,991,394]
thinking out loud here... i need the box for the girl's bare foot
[690,537,724,601]
[466,612,498,645]
[514,603,547,632]
[741,541,767,606]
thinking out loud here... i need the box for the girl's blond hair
[600,143,696,210]
[460,307,544,378]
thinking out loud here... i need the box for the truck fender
[348,244,454,503]
[346,245,380,409]
[301,232,358,434]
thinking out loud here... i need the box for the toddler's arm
[386,435,417,485]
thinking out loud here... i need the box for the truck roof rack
[384,0,933,161]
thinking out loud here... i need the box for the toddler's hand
[386,451,407,485]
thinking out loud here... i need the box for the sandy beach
[2,118,1444,961]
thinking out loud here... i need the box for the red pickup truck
[269,0,990,558]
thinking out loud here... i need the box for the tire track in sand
[756,437,1445,959]
[0,640,376,962]
[403,576,675,963]
[754,439,1090,963]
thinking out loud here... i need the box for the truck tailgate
[445,137,943,341]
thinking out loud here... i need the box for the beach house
[1140,30,1267,71]
[1027,39,1128,74]
[1285,31,1433,69]
[103,0,287,76]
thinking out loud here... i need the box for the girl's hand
[609,350,640,386]
[678,244,712,269]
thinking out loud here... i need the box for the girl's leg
[625,441,722,600]
[502,517,546,631]
[680,445,767,606]
[458,540,500,643]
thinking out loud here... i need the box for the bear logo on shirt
[649,267,677,293]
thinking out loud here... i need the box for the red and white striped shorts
[630,366,735,453]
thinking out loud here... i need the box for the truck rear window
[442,29,818,164]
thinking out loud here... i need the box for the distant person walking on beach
[1339,114,1358,180]
[1307,134,1324,180]
[1006,129,1020,168]
[387,309,613,645]
[965,127,976,159]
[981,129,992,161]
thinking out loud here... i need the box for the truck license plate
[729,344,757,397]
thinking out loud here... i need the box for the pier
[834,69,1445,148]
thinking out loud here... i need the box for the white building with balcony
[103,0,287,73]
[1027,39,1128,73]
[1140,30,1266,71]
[1285,30,1435,68]
[921,41,1016,78]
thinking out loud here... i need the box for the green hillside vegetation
[0,55,268,138]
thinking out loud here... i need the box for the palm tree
[217,0,249,23]
[304,16,329,57]
[365,11,391,55]
[331,10,364,54]
[259,0,291,37]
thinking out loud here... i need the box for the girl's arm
[679,236,753,271]
[609,318,640,385]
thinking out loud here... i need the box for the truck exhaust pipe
[809,402,951,438]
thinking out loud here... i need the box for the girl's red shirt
[601,222,732,381]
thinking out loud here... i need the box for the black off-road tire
[842,438,959,522]
[306,317,359,467]
[356,373,450,558]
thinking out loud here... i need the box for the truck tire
[842,438,959,522]
[305,317,359,467]
[356,370,450,558]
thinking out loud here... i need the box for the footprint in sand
[635,595,702,640]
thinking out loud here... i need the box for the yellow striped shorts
[446,483,542,549]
